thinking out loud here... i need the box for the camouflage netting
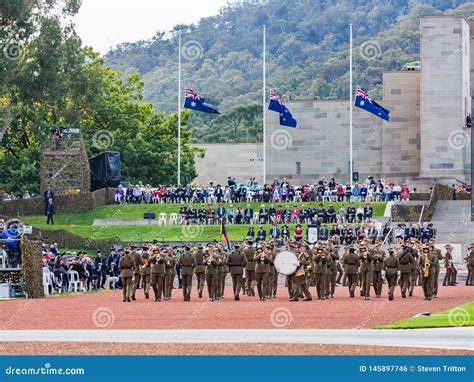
[20,239,44,299]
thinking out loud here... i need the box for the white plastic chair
[67,270,82,292]
[253,212,259,224]
[169,213,178,225]
[158,213,167,225]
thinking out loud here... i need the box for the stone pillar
[420,16,471,180]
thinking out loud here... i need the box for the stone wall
[0,188,114,217]
[420,16,471,180]
[193,143,263,184]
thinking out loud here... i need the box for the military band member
[398,242,414,298]
[372,243,385,298]
[129,243,142,301]
[429,239,443,298]
[443,244,457,286]
[419,246,436,300]
[178,244,196,301]
[268,243,278,298]
[313,247,327,300]
[383,248,399,300]
[119,249,134,302]
[227,243,246,300]
[194,244,206,298]
[328,243,339,298]
[289,247,312,301]
[243,240,256,296]
[409,238,420,296]
[150,248,165,302]
[205,250,219,301]
[358,244,373,300]
[254,247,271,301]
[163,249,175,300]
[344,246,359,298]
[140,244,151,299]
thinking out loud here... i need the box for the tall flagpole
[262,25,266,186]
[349,23,353,188]
[178,31,182,186]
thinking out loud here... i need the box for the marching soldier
[140,244,151,299]
[289,247,312,301]
[327,243,339,298]
[409,238,420,296]
[254,247,271,301]
[443,244,457,286]
[129,243,142,301]
[205,249,219,301]
[268,243,278,298]
[150,248,166,302]
[118,249,134,302]
[163,249,175,300]
[286,242,297,299]
[344,246,359,298]
[397,242,414,298]
[419,245,436,300]
[217,247,228,300]
[429,239,443,298]
[465,243,474,286]
[178,244,196,301]
[383,248,399,300]
[358,244,373,300]
[227,243,246,300]
[372,243,385,298]
[313,247,327,300]
[194,244,206,298]
[243,240,256,296]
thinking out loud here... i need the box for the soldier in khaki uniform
[217,247,229,300]
[409,239,420,296]
[129,244,142,301]
[205,250,219,301]
[328,244,340,298]
[419,246,436,300]
[443,244,457,286]
[313,247,328,300]
[268,243,278,298]
[243,240,256,297]
[254,247,271,301]
[285,243,297,299]
[289,248,312,301]
[429,239,443,298]
[194,245,206,298]
[140,244,151,299]
[397,242,414,298]
[372,243,385,298]
[118,249,134,302]
[178,245,196,301]
[163,249,175,301]
[150,248,166,302]
[227,243,246,300]
[358,245,373,300]
[344,246,359,298]
[383,248,399,300]
[465,244,474,286]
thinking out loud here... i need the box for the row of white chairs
[42,270,120,295]
[156,212,262,226]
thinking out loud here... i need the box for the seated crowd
[177,202,374,225]
[113,176,414,205]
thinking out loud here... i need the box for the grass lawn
[374,302,474,329]
[23,201,386,242]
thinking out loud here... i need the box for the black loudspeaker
[144,212,156,219]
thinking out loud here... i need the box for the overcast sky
[74,0,229,54]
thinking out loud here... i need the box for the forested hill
[104,0,474,143]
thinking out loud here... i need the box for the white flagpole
[262,25,266,186]
[178,31,182,186]
[349,23,353,188]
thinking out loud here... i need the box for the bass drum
[274,250,299,275]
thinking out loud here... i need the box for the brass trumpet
[423,254,430,278]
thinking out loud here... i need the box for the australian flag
[184,89,220,114]
[354,87,390,121]
[268,92,297,128]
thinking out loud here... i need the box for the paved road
[1,328,472,350]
